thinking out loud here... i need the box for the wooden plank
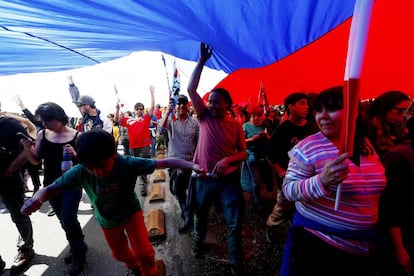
[153,169,166,183]
[149,184,165,203]
[145,209,166,241]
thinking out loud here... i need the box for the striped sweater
[283,131,386,255]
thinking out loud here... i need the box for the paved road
[1,166,286,276]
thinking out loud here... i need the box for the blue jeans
[241,154,265,205]
[193,173,244,267]
[169,169,192,226]
[49,186,87,258]
[150,135,156,156]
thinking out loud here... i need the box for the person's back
[0,115,34,274]
[0,116,28,192]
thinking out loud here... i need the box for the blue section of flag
[0,1,355,75]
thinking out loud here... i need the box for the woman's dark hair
[76,129,116,165]
[367,91,409,156]
[369,90,410,119]
[313,86,343,112]
[314,86,373,159]
[210,88,233,109]
[35,102,69,124]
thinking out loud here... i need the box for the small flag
[171,60,181,100]
[258,81,270,117]
[161,54,172,95]
[114,84,126,110]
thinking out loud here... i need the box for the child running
[21,129,204,276]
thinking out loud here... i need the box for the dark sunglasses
[393,106,407,115]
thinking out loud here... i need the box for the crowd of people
[0,43,413,276]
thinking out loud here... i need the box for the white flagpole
[335,0,374,211]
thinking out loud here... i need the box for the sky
[0,51,227,117]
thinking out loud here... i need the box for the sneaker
[0,256,5,273]
[47,207,55,216]
[125,267,142,276]
[10,248,34,274]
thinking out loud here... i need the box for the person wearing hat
[73,95,112,133]
[68,76,112,134]
[159,94,199,233]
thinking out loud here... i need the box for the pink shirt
[193,113,246,172]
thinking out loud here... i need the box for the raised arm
[12,95,41,128]
[158,100,174,128]
[68,75,80,102]
[147,85,156,116]
[187,43,213,116]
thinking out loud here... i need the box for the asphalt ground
[1,156,288,276]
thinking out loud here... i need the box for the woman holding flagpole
[280,86,386,276]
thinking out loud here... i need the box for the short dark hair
[76,129,116,165]
[134,102,144,110]
[284,92,308,115]
[313,86,343,112]
[35,102,69,124]
[210,88,233,109]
